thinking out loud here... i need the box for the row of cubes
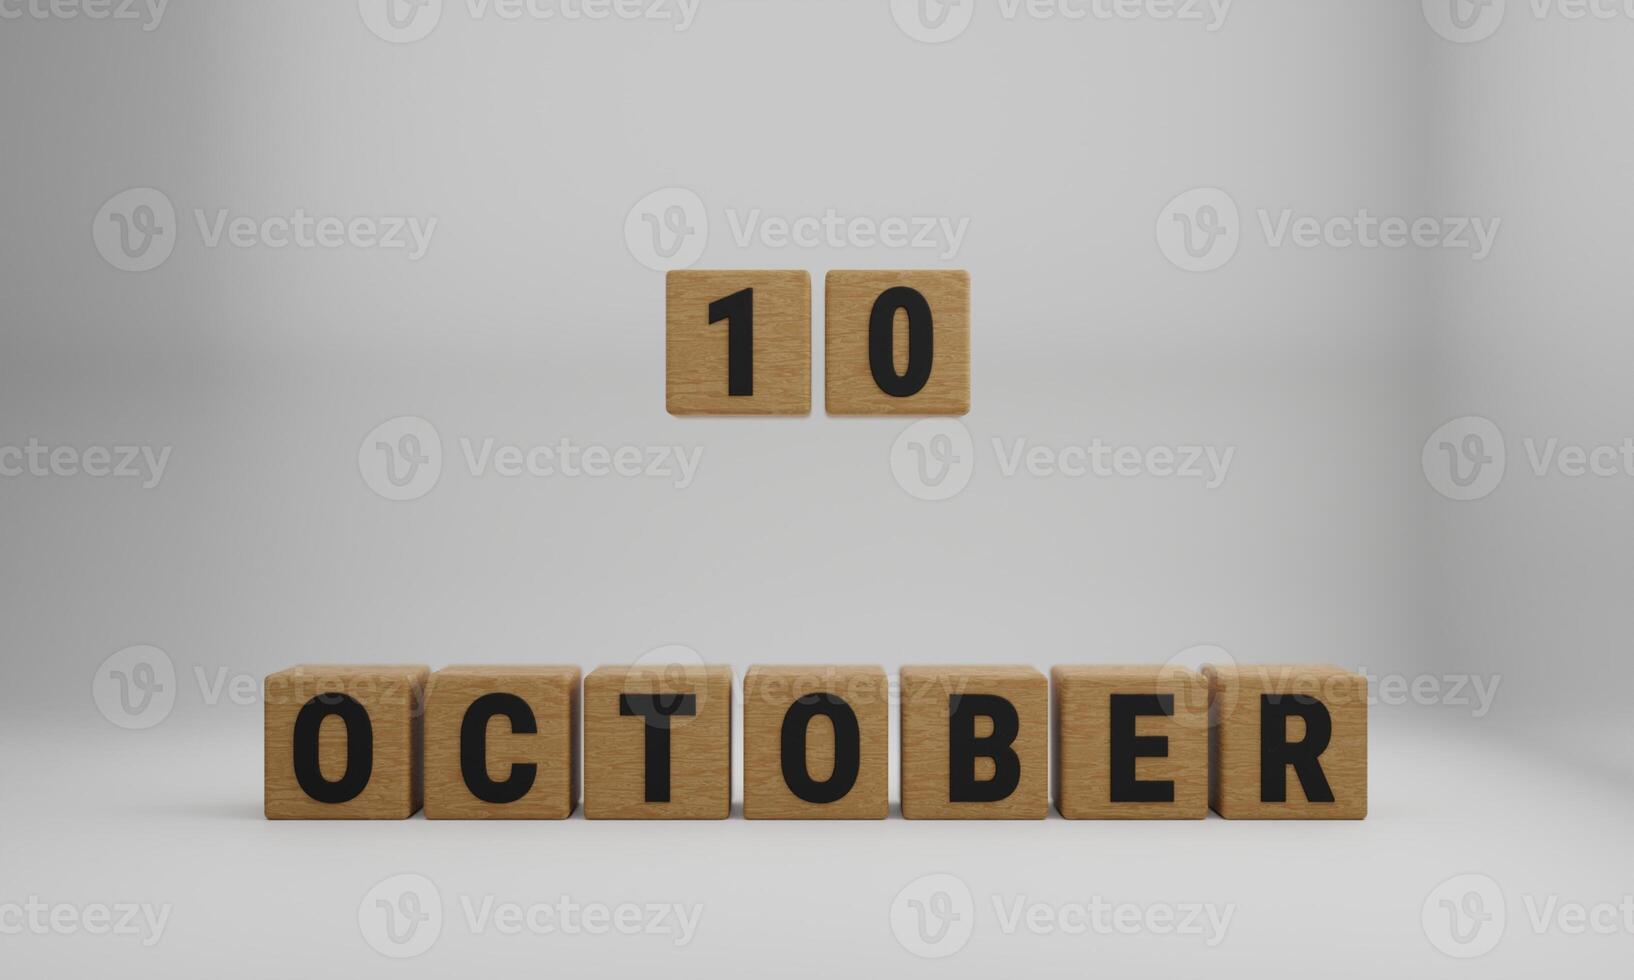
[264,664,1366,821]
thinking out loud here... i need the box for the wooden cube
[423,666,580,820]
[743,665,888,820]
[583,665,732,819]
[667,270,811,416]
[825,270,970,416]
[264,665,429,819]
[1205,665,1368,820]
[1052,666,1208,819]
[900,666,1047,819]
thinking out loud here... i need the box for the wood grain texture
[825,270,970,416]
[423,666,580,820]
[264,665,429,820]
[1052,666,1207,820]
[583,665,732,819]
[667,270,811,416]
[900,666,1047,819]
[1205,665,1368,820]
[742,665,888,820]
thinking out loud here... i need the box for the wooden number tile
[1052,666,1208,820]
[900,666,1047,819]
[667,270,811,416]
[583,665,733,819]
[743,666,889,820]
[423,667,580,820]
[1205,665,1368,820]
[825,270,970,416]
[264,665,430,819]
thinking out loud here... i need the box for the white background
[2,0,1631,975]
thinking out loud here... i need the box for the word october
[263,664,1367,821]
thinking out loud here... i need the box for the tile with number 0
[825,270,970,416]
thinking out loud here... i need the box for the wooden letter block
[900,666,1047,819]
[667,270,811,416]
[423,666,580,820]
[825,270,970,416]
[1205,665,1368,820]
[742,666,888,820]
[1052,666,1208,820]
[264,665,429,820]
[583,665,732,819]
